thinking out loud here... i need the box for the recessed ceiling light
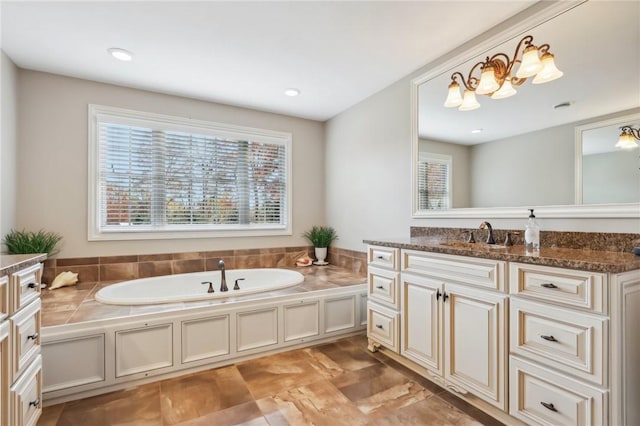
[284,88,300,97]
[108,48,133,62]
[471,128,483,134]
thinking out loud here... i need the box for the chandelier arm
[466,61,486,90]
[538,43,551,55]
[622,126,640,140]
[511,34,535,65]
[450,71,472,91]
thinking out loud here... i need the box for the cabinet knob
[375,285,384,290]
[540,401,558,412]
[541,283,558,289]
[540,335,558,342]
[27,282,38,289]
[442,291,449,302]
[375,324,383,329]
[29,398,40,408]
[436,289,442,301]
[27,332,39,341]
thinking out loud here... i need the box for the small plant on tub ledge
[2,228,63,256]
[303,225,338,266]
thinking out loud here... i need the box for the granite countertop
[42,265,367,329]
[0,253,47,277]
[364,237,640,273]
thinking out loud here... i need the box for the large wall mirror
[411,1,640,218]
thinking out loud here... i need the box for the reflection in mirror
[413,1,640,217]
[578,113,640,205]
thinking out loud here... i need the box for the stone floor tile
[173,401,267,425]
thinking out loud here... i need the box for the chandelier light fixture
[444,35,563,111]
[615,126,640,149]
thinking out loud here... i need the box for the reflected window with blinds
[418,153,452,210]
[88,105,292,240]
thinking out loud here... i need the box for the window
[88,105,292,240]
[418,152,452,210]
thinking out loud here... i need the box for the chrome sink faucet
[218,259,228,292]
[479,221,496,244]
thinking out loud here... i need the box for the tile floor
[37,335,504,426]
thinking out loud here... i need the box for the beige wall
[16,70,325,258]
[1,51,18,241]
[419,138,471,208]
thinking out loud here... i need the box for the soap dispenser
[524,209,540,253]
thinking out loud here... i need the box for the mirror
[412,1,640,218]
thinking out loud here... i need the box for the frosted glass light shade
[532,53,563,84]
[444,81,463,107]
[615,132,639,149]
[491,78,517,99]
[516,46,542,78]
[476,65,500,95]
[458,90,480,111]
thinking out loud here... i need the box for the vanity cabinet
[366,246,400,353]
[399,250,507,410]
[366,243,640,426]
[0,260,44,426]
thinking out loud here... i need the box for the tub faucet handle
[234,278,245,290]
[201,281,214,293]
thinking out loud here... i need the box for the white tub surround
[95,269,304,305]
[41,267,367,406]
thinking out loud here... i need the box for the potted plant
[2,229,63,256]
[302,225,338,265]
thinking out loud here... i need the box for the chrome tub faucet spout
[479,221,496,244]
[218,259,228,292]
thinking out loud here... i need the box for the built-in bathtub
[42,266,367,406]
[95,268,304,305]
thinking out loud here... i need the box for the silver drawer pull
[29,398,40,408]
[27,282,38,289]
[540,335,558,342]
[540,401,558,412]
[375,324,383,329]
[375,285,384,289]
[27,333,39,341]
[541,283,558,289]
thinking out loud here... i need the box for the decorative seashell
[49,271,79,290]
[296,255,313,267]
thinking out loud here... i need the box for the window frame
[418,152,453,210]
[88,104,293,241]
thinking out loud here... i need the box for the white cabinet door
[324,296,356,334]
[236,307,278,352]
[42,334,105,392]
[181,315,230,364]
[284,301,319,342]
[401,273,442,376]
[443,283,507,410]
[0,321,10,426]
[115,323,173,378]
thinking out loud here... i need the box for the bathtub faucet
[218,259,228,292]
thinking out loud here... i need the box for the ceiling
[0,1,536,122]
[418,1,640,148]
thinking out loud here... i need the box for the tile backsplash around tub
[42,246,367,284]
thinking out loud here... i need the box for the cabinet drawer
[510,298,606,386]
[11,299,41,382]
[368,246,399,271]
[510,356,607,426]
[10,264,42,314]
[403,249,505,291]
[10,355,42,426]
[368,266,399,309]
[509,263,607,314]
[367,302,399,353]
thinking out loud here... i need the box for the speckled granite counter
[0,253,47,276]
[364,237,640,273]
[42,265,366,328]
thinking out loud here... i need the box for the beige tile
[37,402,65,426]
[56,257,100,267]
[100,263,138,281]
[57,265,99,283]
[172,259,204,274]
[41,309,75,327]
[138,261,173,278]
[160,366,253,425]
[172,252,204,260]
[99,255,138,264]
[173,401,266,426]
[139,253,173,262]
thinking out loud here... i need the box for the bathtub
[95,268,305,305]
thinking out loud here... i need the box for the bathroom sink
[438,241,508,250]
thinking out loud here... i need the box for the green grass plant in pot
[2,229,63,256]
[303,226,338,265]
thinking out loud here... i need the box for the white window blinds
[89,105,291,240]
[418,153,452,210]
